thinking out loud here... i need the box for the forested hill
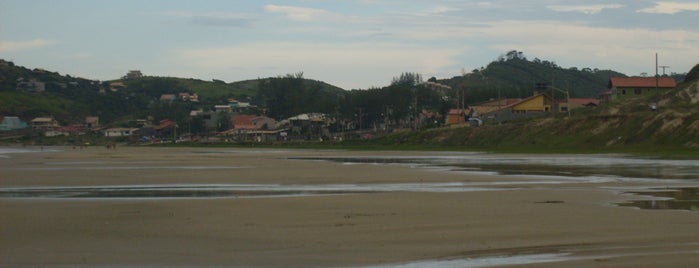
[0,60,346,125]
[438,51,628,103]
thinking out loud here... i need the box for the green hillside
[3,55,695,152]
[360,79,699,154]
[1,60,347,125]
[439,51,627,103]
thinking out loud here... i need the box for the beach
[2,146,699,267]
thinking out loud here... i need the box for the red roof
[232,115,258,130]
[154,119,173,130]
[610,77,676,88]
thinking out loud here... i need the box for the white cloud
[164,11,253,27]
[547,4,625,14]
[637,1,699,14]
[263,5,333,21]
[0,39,55,52]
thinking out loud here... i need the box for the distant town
[0,56,685,145]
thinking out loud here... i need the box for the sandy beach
[2,146,699,267]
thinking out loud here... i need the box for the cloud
[0,39,55,52]
[263,5,333,21]
[637,1,699,14]
[164,11,253,27]
[547,4,625,14]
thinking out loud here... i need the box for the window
[634,88,642,95]
[621,89,627,95]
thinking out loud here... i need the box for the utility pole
[659,65,670,76]
[549,85,570,118]
[357,107,363,131]
[411,86,419,130]
[655,53,659,91]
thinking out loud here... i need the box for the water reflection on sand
[3,149,699,211]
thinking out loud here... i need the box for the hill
[360,78,699,153]
[0,60,346,125]
[438,50,627,103]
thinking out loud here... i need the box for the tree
[391,72,423,87]
[216,113,231,131]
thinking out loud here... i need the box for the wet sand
[2,146,699,267]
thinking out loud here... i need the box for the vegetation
[353,79,699,156]
[438,50,628,103]
[2,52,698,158]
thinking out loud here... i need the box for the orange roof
[610,77,676,88]
[232,115,258,130]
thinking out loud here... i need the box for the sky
[1,0,698,89]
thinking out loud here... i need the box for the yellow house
[510,93,553,113]
[478,93,554,123]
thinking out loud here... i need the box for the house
[0,116,28,131]
[510,93,553,113]
[109,82,126,92]
[30,117,59,131]
[221,115,280,142]
[126,70,143,79]
[85,116,99,128]
[287,113,331,140]
[609,77,676,99]
[228,99,253,113]
[231,115,277,131]
[16,78,45,93]
[104,128,138,137]
[446,109,468,125]
[559,98,600,112]
[214,105,232,113]
[598,90,613,103]
[479,93,554,123]
[422,81,452,94]
[160,94,176,103]
[154,119,175,136]
[45,125,83,137]
[469,98,522,118]
[178,93,199,102]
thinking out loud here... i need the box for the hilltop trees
[442,51,626,103]
[256,72,339,120]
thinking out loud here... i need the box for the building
[30,117,59,131]
[446,109,468,125]
[609,77,676,99]
[16,78,45,93]
[559,98,600,112]
[109,82,126,92]
[231,115,277,131]
[422,81,452,95]
[479,93,554,123]
[214,105,232,113]
[228,99,253,113]
[469,98,522,118]
[0,116,28,131]
[104,128,138,137]
[126,70,143,79]
[179,93,199,102]
[85,116,99,128]
[160,94,176,103]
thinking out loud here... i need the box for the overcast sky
[1,0,698,89]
